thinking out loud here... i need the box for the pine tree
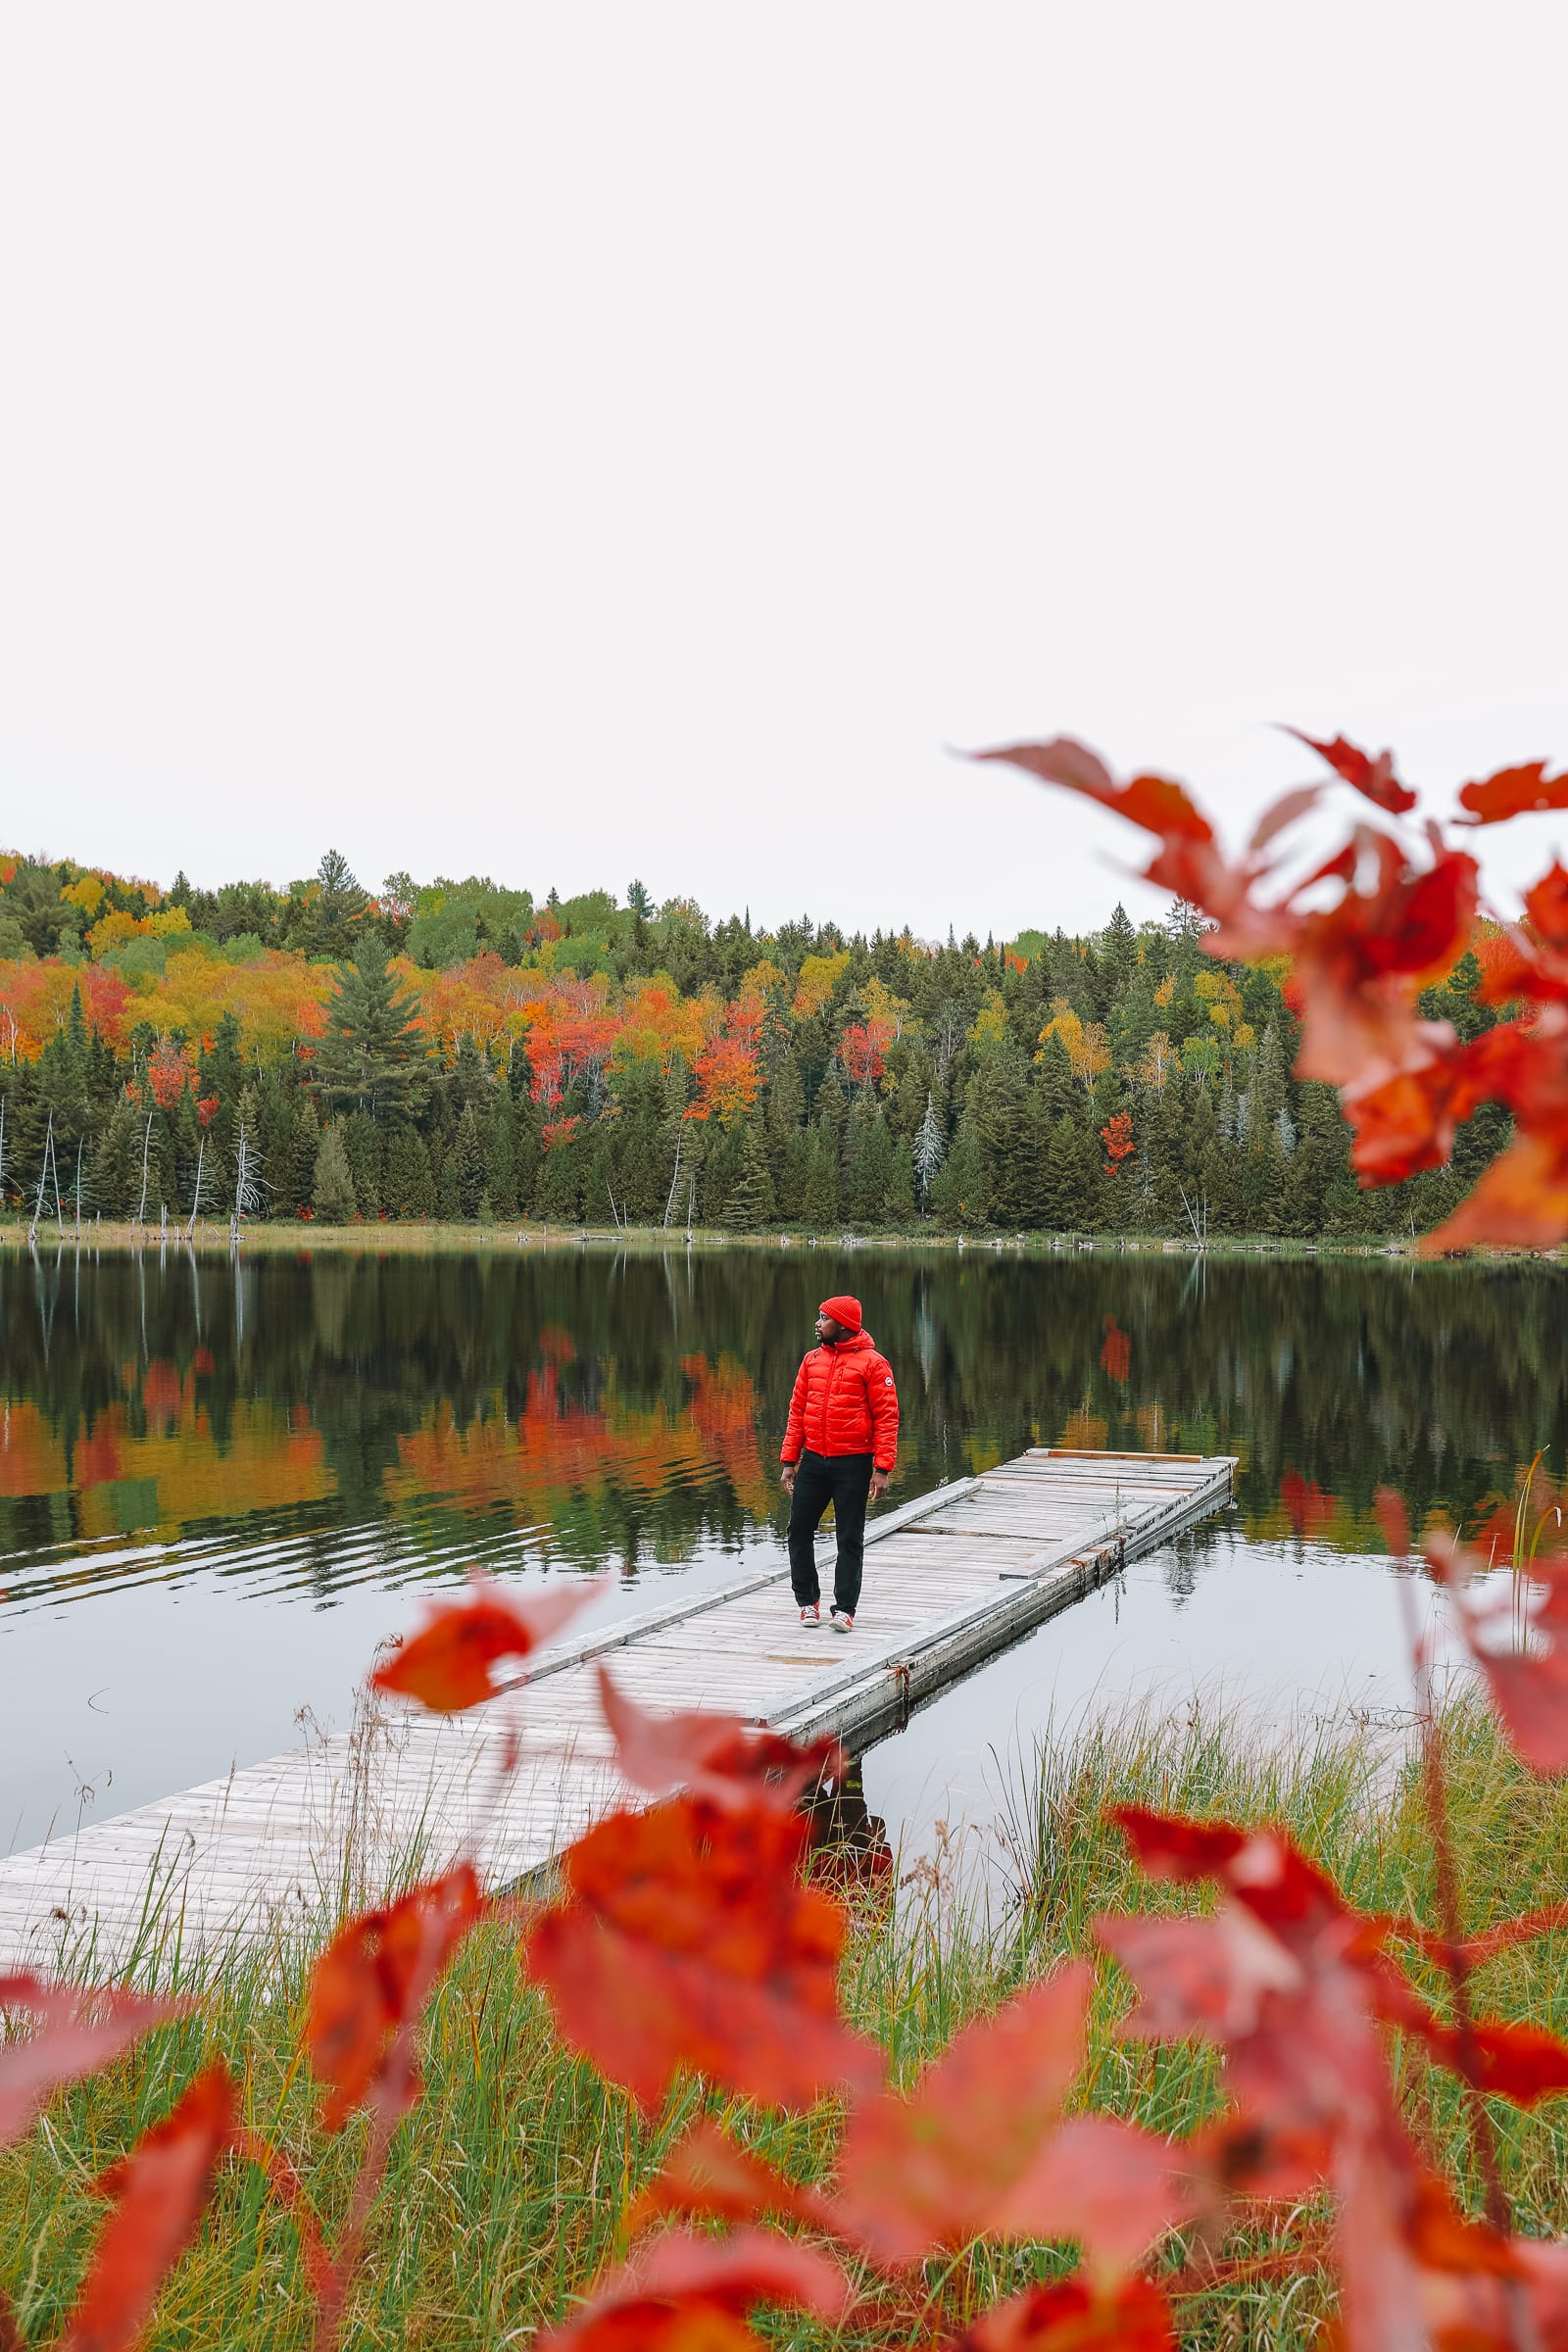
[89,1101,140,1215]
[967,1046,1032,1225]
[436,1142,462,1221]
[534,1130,581,1222]
[312,1120,358,1222]
[723,1121,777,1231]
[799,1129,839,1226]
[930,1113,989,1229]
[286,1098,319,1214]
[488,1098,518,1217]
[844,1107,898,1227]
[912,1091,945,1205]
[384,1126,435,1217]
[316,929,428,1120]
[452,1102,488,1216]
[1038,1113,1089,1231]
[343,1110,382,1213]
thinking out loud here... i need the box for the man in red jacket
[780,1294,899,1633]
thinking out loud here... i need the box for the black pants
[788,1449,874,1615]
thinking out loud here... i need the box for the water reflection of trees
[2,1249,1565,1579]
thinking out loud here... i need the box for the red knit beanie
[819,1294,862,1335]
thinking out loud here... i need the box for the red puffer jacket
[781,1330,900,1472]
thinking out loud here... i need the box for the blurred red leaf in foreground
[0,1977,186,2146]
[596,1664,842,1812]
[541,2227,851,2352]
[833,1966,1090,2263]
[988,2113,1194,2281]
[58,2063,236,2352]
[1279,727,1418,815]
[1455,760,1568,825]
[625,2119,827,2238]
[371,1571,601,1712]
[948,2274,1177,2350]
[307,1864,486,2129]
[1425,1534,1568,1771]
[522,1796,881,2110]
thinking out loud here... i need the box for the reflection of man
[780,1295,899,1634]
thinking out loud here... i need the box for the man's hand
[870,1469,891,1499]
[780,1463,797,1494]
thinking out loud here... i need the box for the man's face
[815,1311,846,1345]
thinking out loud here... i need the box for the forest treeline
[0,846,1509,1238]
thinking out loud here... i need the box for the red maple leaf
[306,1864,486,2129]
[521,1796,881,2111]
[946,2274,1177,2350]
[370,1571,601,1712]
[1455,760,1568,826]
[1423,1534,1568,1771]
[1281,727,1418,816]
[0,1977,187,2147]
[540,2228,851,2351]
[596,1665,843,1813]
[624,2120,827,2238]
[57,2064,237,2352]
[832,1965,1091,2263]
[973,740,1249,929]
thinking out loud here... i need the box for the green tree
[723,1121,777,1231]
[343,1111,382,1213]
[316,929,428,1120]
[453,1102,488,1217]
[384,1127,435,1217]
[798,1129,839,1227]
[312,1120,358,1223]
[930,1113,989,1230]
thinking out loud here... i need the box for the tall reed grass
[6,1695,1568,2347]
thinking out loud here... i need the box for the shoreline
[0,1214,1561,1264]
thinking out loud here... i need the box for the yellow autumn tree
[1037,998,1109,1090]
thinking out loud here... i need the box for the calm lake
[3,1242,1561,1862]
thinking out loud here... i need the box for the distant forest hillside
[0,849,1506,1238]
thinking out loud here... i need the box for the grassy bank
[0,1212,1552,1260]
[6,1698,1568,2346]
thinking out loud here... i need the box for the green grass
[7,1697,1568,2347]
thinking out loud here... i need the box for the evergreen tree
[912,1092,945,1206]
[89,1101,140,1215]
[287,1098,319,1213]
[798,1129,839,1227]
[343,1110,382,1213]
[316,929,428,1120]
[436,1141,462,1220]
[453,1102,488,1216]
[777,1127,811,1220]
[723,1121,777,1231]
[534,1130,581,1222]
[488,1097,518,1217]
[930,1113,989,1229]
[967,1047,1033,1225]
[312,1120,358,1222]
[844,1107,898,1226]
[384,1126,435,1217]
[1038,1112,1090,1231]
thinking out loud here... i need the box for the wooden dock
[0,1447,1234,1974]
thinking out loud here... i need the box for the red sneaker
[830,1609,855,1635]
[800,1602,821,1627]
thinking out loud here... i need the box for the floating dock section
[0,1447,1234,1971]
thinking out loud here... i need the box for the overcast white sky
[3,6,1567,939]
